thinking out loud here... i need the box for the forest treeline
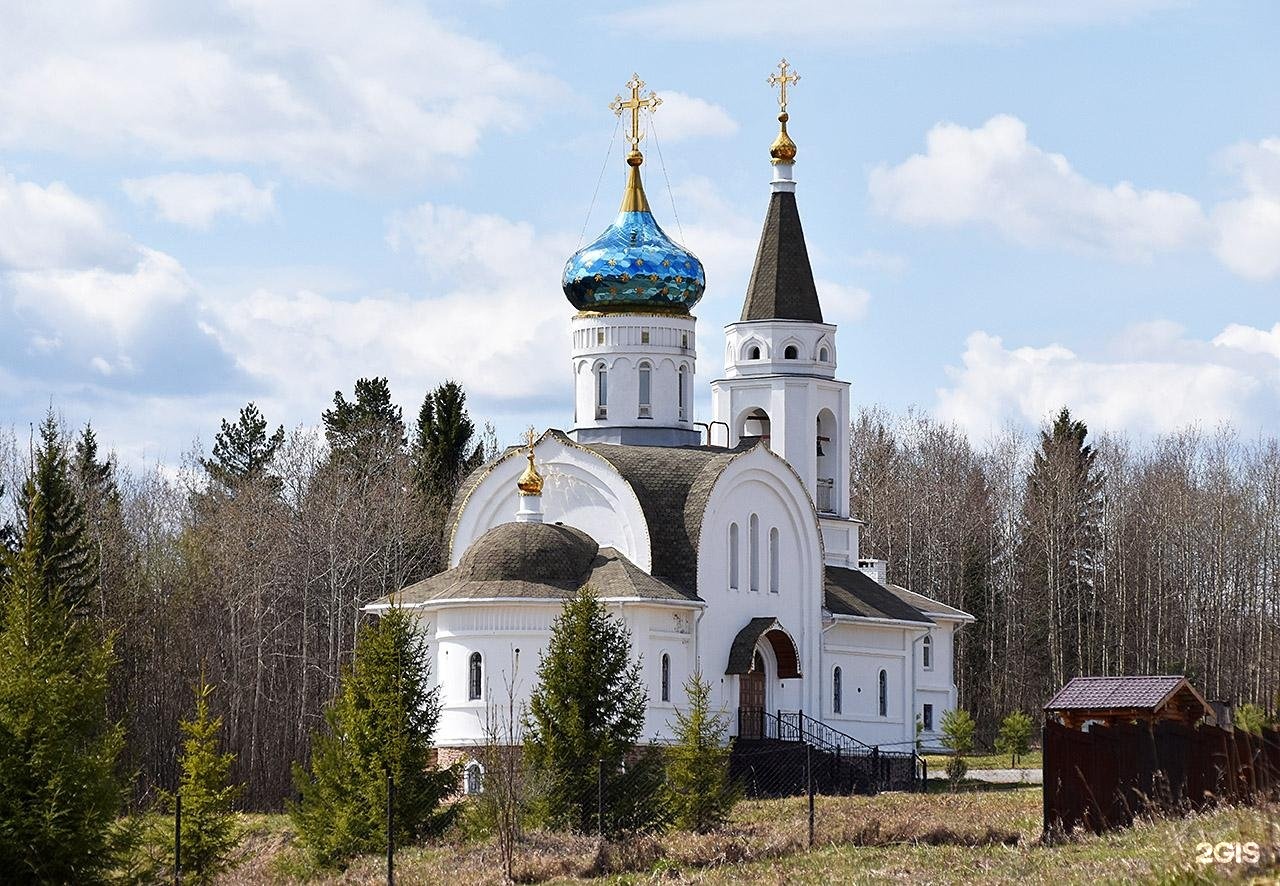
[0,377,491,810]
[852,406,1280,739]
[2,391,1279,808]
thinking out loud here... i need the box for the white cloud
[869,115,1207,261]
[936,324,1280,440]
[8,248,192,340]
[649,92,738,143]
[818,280,871,324]
[1212,139,1280,281]
[0,170,236,394]
[0,0,562,186]
[123,172,276,228]
[608,1,1181,44]
[0,169,128,270]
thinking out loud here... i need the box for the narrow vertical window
[923,703,934,731]
[878,669,887,717]
[469,652,482,701]
[728,522,739,590]
[595,364,608,419]
[833,666,842,714]
[922,635,933,671]
[678,365,687,420]
[661,653,670,703]
[749,514,760,592]
[638,363,652,418]
[819,347,829,362]
[769,527,780,593]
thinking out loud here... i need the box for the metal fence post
[597,758,604,838]
[174,791,181,886]
[871,746,880,795]
[386,772,395,886]
[806,743,815,849]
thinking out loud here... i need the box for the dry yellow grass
[213,788,1279,885]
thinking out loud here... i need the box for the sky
[1,0,1278,466]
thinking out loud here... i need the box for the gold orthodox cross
[525,426,537,451]
[768,58,800,113]
[610,73,662,154]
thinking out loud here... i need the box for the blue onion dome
[562,153,706,314]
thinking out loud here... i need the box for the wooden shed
[1044,675,1213,729]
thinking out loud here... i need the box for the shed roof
[1044,676,1209,713]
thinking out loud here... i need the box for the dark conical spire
[740,189,822,322]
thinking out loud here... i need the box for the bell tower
[711,61,856,564]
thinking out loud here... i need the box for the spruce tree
[524,585,650,833]
[201,402,285,491]
[15,412,97,615]
[291,606,454,868]
[166,676,242,884]
[665,669,738,833]
[1021,407,1103,695]
[413,380,485,499]
[994,711,1033,767]
[0,496,125,881]
[322,377,405,468]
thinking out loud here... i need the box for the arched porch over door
[726,617,802,738]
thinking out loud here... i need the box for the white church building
[370,69,973,772]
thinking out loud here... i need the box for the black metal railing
[734,708,927,794]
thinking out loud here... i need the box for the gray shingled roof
[1044,676,1198,712]
[884,584,973,621]
[378,520,698,607]
[741,190,823,322]
[824,566,932,624]
[581,441,739,592]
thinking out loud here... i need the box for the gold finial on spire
[767,58,800,164]
[610,73,661,212]
[516,427,543,496]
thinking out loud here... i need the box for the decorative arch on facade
[448,432,654,572]
[815,336,834,363]
[740,337,767,361]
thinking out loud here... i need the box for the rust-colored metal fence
[1043,719,1280,836]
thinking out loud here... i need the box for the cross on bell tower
[767,58,800,113]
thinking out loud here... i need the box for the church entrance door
[738,650,767,739]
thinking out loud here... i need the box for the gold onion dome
[517,435,543,497]
[770,113,797,164]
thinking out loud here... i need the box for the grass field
[922,750,1043,771]
[209,787,1279,885]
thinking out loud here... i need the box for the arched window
[465,761,485,795]
[878,669,888,717]
[769,527,780,593]
[661,653,671,703]
[784,345,798,360]
[833,666,843,714]
[749,514,760,592]
[748,346,761,360]
[819,347,829,362]
[728,522,739,590]
[922,635,933,670]
[678,365,688,420]
[468,652,483,701]
[595,364,608,419]
[638,362,652,418]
